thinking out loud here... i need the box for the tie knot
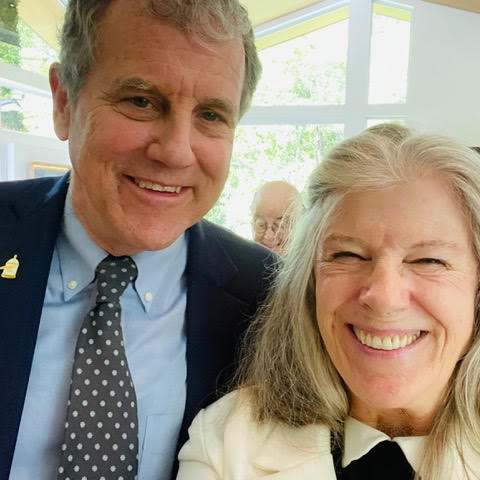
[95,255,137,303]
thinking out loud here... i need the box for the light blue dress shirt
[10,193,188,479]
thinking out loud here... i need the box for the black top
[333,440,415,480]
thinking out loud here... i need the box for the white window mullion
[344,0,374,138]
[241,105,347,125]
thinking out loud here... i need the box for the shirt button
[145,292,153,302]
[67,280,78,290]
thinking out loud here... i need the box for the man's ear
[49,62,71,141]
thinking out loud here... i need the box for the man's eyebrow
[110,77,160,94]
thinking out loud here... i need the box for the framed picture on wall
[30,162,70,179]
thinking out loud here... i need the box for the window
[253,18,349,106]
[0,5,57,137]
[0,18,57,77]
[208,0,412,238]
[0,82,55,137]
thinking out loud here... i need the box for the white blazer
[177,390,480,480]
[178,390,338,479]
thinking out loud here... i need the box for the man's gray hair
[59,0,261,118]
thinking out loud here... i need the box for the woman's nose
[358,262,410,316]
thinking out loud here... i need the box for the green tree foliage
[0,0,18,47]
[17,19,57,77]
[206,124,343,237]
[0,0,25,131]
[0,4,57,133]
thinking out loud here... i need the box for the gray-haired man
[0,1,273,479]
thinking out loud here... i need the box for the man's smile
[133,178,183,193]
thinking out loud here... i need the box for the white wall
[0,129,69,181]
[0,62,70,181]
[407,1,480,145]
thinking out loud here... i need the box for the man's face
[252,210,286,253]
[50,0,245,255]
[251,187,297,254]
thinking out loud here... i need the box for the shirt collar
[57,187,188,312]
[343,416,426,472]
[57,192,106,302]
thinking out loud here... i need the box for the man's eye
[332,251,365,260]
[127,97,150,108]
[201,111,220,122]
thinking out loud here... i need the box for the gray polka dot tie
[58,255,139,479]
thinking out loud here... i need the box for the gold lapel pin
[0,254,19,279]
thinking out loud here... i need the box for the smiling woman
[315,175,477,436]
[177,124,480,480]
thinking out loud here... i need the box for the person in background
[0,1,274,479]
[177,123,480,479]
[251,181,302,256]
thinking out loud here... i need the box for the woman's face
[314,175,478,425]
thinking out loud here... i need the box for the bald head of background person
[251,181,301,255]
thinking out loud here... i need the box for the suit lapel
[177,220,247,451]
[0,175,68,477]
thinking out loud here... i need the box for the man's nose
[145,114,195,168]
[261,226,277,247]
[358,261,410,316]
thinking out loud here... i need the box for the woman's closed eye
[332,251,367,261]
[410,257,447,267]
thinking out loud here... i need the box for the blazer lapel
[0,175,68,477]
[253,422,337,479]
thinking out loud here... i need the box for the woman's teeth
[353,326,421,351]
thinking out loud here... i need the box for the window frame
[242,0,413,139]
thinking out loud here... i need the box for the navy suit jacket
[0,174,275,480]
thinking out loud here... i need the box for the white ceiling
[17,0,480,53]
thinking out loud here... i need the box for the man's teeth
[135,179,181,193]
[353,327,421,351]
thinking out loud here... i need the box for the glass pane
[0,84,56,137]
[253,19,349,106]
[368,4,411,104]
[0,18,57,77]
[206,124,344,238]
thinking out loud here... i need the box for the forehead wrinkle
[410,240,463,252]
